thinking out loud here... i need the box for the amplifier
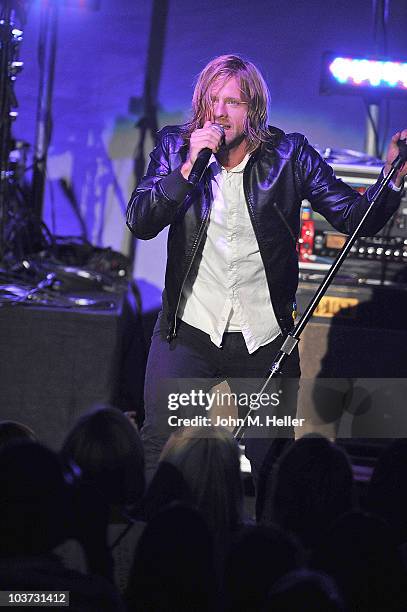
[299,162,407,286]
[312,231,407,263]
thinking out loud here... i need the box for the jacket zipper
[167,184,212,341]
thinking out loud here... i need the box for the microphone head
[213,123,226,146]
[397,138,407,162]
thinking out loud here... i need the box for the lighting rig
[321,54,407,97]
[0,0,26,262]
[320,52,407,157]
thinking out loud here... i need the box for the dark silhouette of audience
[263,569,345,612]
[260,435,354,549]
[0,419,36,448]
[60,404,145,509]
[59,405,146,592]
[2,412,407,612]
[311,510,407,612]
[0,441,70,556]
[126,502,218,612]
[255,438,293,522]
[367,439,407,545]
[0,440,124,611]
[223,524,304,612]
[143,459,192,521]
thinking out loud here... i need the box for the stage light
[320,52,407,98]
[62,0,101,8]
[37,0,101,8]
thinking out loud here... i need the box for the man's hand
[384,130,407,187]
[180,121,224,180]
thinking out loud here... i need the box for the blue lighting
[329,56,407,90]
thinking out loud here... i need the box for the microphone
[391,138,407,171]
[187,124,225,185]
[397,138,407,160]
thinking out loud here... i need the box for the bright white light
[382,61,399,86]
[329,56,407,90]
[329,58,352,83]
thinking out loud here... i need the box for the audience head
[126,502,216,612]
[264,569,345,612]
[367,439,407,543]
[160,426,243,541]
[224,524,304,612]
[263,435,354,548]
[256,438,293,523]
[60,404,144,507]
[143,460,192,521]
[0,441,70,555]
[0,420,36,450]
[312,510,407,612]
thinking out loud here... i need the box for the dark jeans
[142,313,300,484]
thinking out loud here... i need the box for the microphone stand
[234,145,407,441]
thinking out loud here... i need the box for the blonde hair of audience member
[161,426,244,547]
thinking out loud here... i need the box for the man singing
[127,54,406,481]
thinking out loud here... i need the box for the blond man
[127,55,406,482]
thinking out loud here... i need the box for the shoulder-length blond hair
[183,54,271,151]
[160,426,243,547]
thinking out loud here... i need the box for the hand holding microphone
[181,121,225,184]
[385,130,407,186]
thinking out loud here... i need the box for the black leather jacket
[127,125,401,341]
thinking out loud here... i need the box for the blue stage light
[320,52,407,98]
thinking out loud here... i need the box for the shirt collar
[209,152,251,176]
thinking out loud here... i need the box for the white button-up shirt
[180,153,281,354]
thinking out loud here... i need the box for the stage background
[14,0,407,296]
